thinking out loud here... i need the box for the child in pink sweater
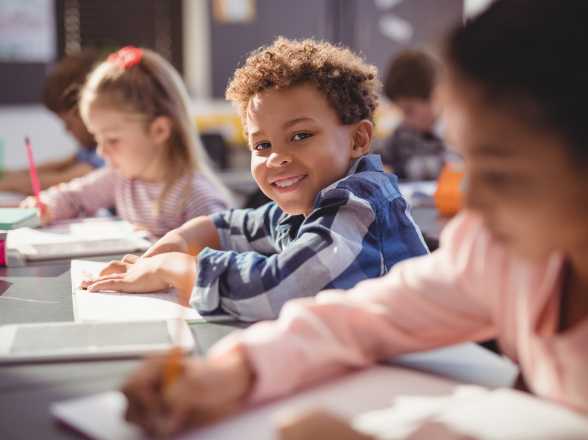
[122,1,588,437]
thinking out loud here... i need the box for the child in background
[380,49,447,181]
[21,47,230,238]
[83,38,428,320]
[121,1,588,438]
[0,50,104,195]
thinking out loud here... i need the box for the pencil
[24,137,43,207]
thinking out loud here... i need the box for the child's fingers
[87,275,129,292]
[19,196,37,209]
[121,254,139,264]
[99,260,129,276]
[277,409,374,440]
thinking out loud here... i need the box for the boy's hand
[85,254,170,294]
[20,196,53,225]
[85,252,197,303]
[79,254,140,289]
[277,409,375,440]
[122,349,254,437]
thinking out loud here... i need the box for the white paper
[50,365,459,440]
[7,218,152,261]
[392,342,519,388]
[71,260,209,323]
[354,386,588,439]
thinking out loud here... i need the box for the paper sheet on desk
[50,364,588,440]
[50,365,459,440]
[71,259,206,322]
[7,218,152,261]
[353,386,588,439]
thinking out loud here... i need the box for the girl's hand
[122,349,254,438]
[20,196,53,225]
[277,409,375,440]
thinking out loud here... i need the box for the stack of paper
[6,217,151,263]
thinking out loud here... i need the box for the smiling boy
[86,37,428,321]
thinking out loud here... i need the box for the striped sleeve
[190,189,378,321]
[43,167,117,221]
[182,174,229,221]
[210,202,282,254]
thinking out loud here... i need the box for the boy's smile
[246,84,371,216]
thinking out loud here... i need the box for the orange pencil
[163,307,186,390]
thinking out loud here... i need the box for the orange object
[163,346,183,390]
[434,163,464,217]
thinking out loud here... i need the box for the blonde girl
[22,46,232,237]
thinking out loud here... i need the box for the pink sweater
[43,167,228,237]
[212,211,588,414]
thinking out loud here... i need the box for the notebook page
[71,259,204,322]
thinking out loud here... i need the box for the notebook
[71,259,228,323]
[0,208,40,230]
[5,217,151,263]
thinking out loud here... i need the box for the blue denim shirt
[75,147,105,169]
[190,154,428,321]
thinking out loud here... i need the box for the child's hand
[277,409,375,440]
[79,254,140,289]
[84,254,170,294]
[20,196,53,225]
[122,349,254,437]
[84,252,197,303]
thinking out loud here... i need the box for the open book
[6,217,151,264]
[71,259,227,323]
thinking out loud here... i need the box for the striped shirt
[43,167,228,237]
[191,154,428,321]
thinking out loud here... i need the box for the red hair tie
[108,46,143,69]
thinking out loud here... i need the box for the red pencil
[24,137,42,207]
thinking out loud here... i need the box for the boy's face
[246,84,369,216]
[395,97,437,133]
[440,72,588,261]
[58,108,96,148]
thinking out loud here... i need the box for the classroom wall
[0,105,76,170]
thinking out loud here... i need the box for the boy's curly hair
[226,37,380,127]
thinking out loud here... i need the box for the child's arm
[20,167,116,222]
[142,216,222,257]
[192,191,424,321]
[122,212,496,436]
[206,211,497,402]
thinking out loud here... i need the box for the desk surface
[0,256,246,440]
[0,250,511,440]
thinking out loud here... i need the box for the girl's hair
[226,37,380,129]
[79,47,233,208]
[444,0,588,163]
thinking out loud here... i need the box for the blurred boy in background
[0,49,104,195]
[380,49,447,181]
